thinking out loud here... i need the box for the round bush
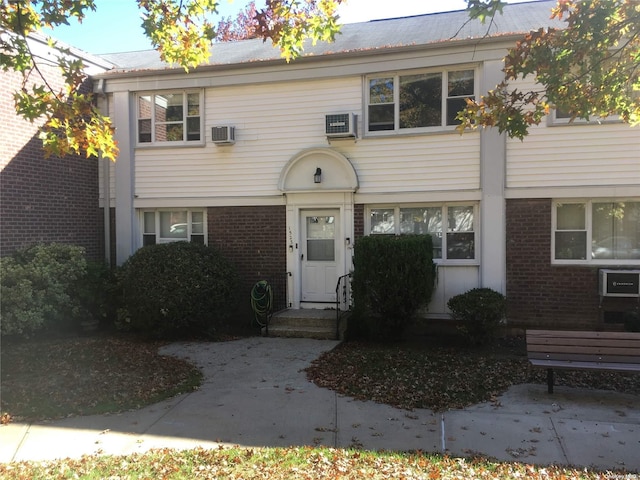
[447,288,506,345]
[0,243,89,338]
[116,242,239,339]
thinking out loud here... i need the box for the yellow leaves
[138,0,217,71]
[253,0,343,62]
[37,93,118,161]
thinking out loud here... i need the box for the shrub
[116,242,239,339]
[623,311,640,332]
[0,243,89,338]
[350,235,436,341]
[447,287,506,345]
[76,261,118,330]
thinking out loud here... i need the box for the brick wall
[0,67,101,260]
[506,198,635,330]
[207,205,287,316]
[354,204,364,240]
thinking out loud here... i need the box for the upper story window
[366,68,475,134]
[137,91,202,145]
[553,200,640,264]
[141,209,206,246]
[368,204,477,262]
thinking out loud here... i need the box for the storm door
[301,210,339,302]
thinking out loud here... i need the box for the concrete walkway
[1,337,639,472]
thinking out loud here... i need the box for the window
[141,209,206,245]
[367,68,475,134]
[137,91,202,144]
[368,204,476,261]
[553,200,640,263]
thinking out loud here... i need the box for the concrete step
[266,309,344,340]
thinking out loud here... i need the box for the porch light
[314,167,322,183]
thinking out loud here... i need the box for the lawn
[0,446,621,479]
[2,331,639,479]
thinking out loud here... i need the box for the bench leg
[547,368,554,394]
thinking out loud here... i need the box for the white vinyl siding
[507,124,640,189]
[133,76,480,201]
[505,77,640,190]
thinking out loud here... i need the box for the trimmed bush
[447,287,506,345]
[1,243,89,338]
[351,235,436,341]
[116,242,239,339]
[76,260,118,330]
[623,311,640,332]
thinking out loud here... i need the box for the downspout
[98,78,111,266]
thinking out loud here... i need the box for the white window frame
[548,108,623,126]
[552,199,640,265]
[140,209,207,246]
[136,90,204,146]
[365,66,478,136]
[365,203,479,265]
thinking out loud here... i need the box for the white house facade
[93,1,640,329]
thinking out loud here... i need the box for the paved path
[1,337,639,473]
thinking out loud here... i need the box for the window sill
[434,259,480,267]
[363,126,470,139]
[547,117,624,128]
[135,141,206,149]
[552,259,640,266]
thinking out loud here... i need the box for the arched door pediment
[278,148,358,193]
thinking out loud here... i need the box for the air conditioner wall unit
[325,113,356,138]
[599,269,640,297]
[212,126,235,144]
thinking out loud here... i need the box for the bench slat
[528,352,640,364]
[529,359,640,372]
[527,330,640,340]
[527,338,640,349]
[527,344,640,356]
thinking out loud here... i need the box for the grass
[1,331,639,479]
[0,446,627,479]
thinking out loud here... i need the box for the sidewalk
[1,337,639,472]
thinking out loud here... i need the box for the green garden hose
[250,280,273,328]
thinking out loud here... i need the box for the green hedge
[1,243,90,338]
[447,287,506,345]
[351,235,436,341]
[116,242,239,339]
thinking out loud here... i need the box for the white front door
[301,210,339,303]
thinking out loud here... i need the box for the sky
[45,0,536,55]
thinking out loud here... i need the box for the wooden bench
[526,329,640,393]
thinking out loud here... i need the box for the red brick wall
[0,66,101,260]
[354,204,364,239]
[506,198,635,330]
[207,205,287,314]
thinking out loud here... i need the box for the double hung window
[369,204,476,261]
[137,91,202,144]
[553,200,640,263]
[367,68,475,134]
[142,209,206,246]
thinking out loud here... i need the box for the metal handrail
[335,272,352,340]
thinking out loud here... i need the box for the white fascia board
[505,185,640,199]
[134,195,286,209]
[355,190,482,205]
